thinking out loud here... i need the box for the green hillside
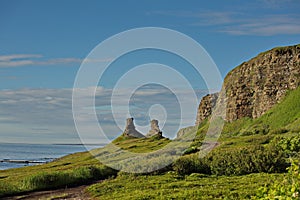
[1,87,300,199]
[222,86,300,137]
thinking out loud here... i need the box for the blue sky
[0,0,300,143]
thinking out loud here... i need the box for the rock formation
[196,44,300,125]
[146,119,163,138]
[123,118,145,138]
[195,93,219,125]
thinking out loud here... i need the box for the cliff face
[196,44,300,125]
[195,93,219,125]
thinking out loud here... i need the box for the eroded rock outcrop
[196,44,300,125]
[123,118,145,138]
[146,119,163,138]
[195,93,219,125]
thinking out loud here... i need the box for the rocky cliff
[196,44,300,125]
[195,93,219,125]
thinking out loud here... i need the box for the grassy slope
[0,150,102,196]
[1,87,300,198]
[88,87,300,199]
[0,136,170,197]
[112,135,170,153]
[88,172,282,200]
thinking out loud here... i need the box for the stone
[123,118,145,138]
[195,44,300,125]
[146,119,163,138]
[195,93,219,125]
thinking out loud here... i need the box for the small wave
[0,159,48,164]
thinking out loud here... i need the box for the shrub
[183,146,198,155]
[254,159,300,199]
[173,144,287,176]
[275,135,300,155]
[173,155,210,175]
[251,145,287,173]
[208,145,287,176]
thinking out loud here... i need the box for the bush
[208,145,287,176]
[173,155,210,175]
[275,135,300,155]
[173,144,287,176]
[254,159,300,199]
[183,146,198,155]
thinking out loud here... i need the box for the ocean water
[0,143,102,170]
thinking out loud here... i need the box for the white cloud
[150,9,300,36]
[0,54,112,68]
[219,14,300,36]
[197,12,300,35]
[0,86,208,143]
[0,54,42,61]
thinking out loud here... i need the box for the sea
[0,143,102,170]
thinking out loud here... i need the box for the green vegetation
[254,159,300,199]
[0,151,117,197]
[88,172,282,199]
[113,135,170,153]
[234,86,300,136]
[207,145,287,176]
[172,154,210,175]
[1,86,300,199]
[22,165,115,191]
[276,135,300,155]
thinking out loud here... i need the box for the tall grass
[22,165,117,191]
[0,181,18,197]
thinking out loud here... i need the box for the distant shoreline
[0,143,104,170]
[0,142,106,146]
[0,159,48,164]
[52,143,106,146]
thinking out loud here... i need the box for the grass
[22,165,115,191]
[88,172,283,200]
[0,151,117,197]
[113,135,170,153]
[238,86,300,135]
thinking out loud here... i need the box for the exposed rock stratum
[196,44,300,125]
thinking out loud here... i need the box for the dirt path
[3,183,97,200]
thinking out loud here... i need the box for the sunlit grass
[88,172,283,200]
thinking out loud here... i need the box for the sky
[0,0,300,144]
